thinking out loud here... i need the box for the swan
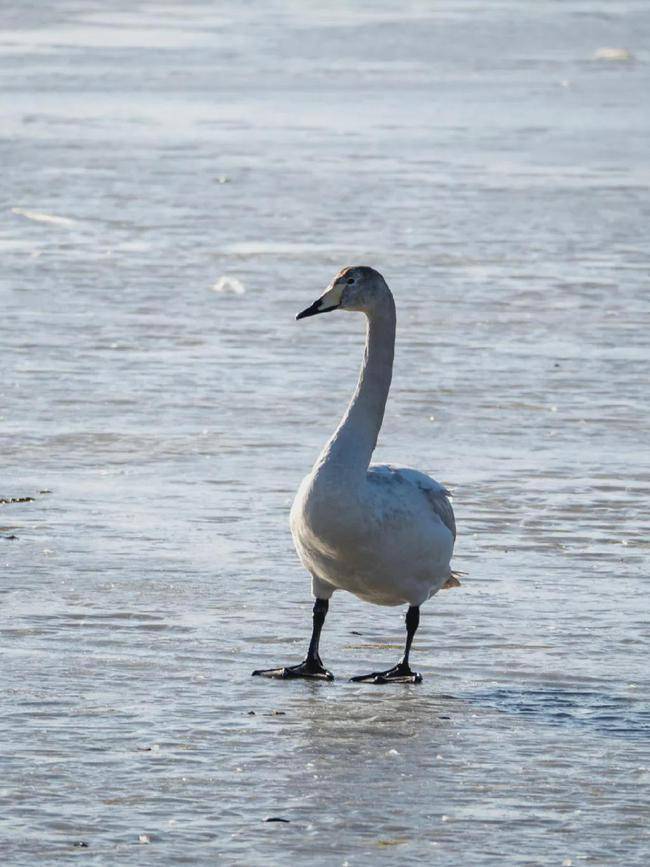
[253,266,457,684]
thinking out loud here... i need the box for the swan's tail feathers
[442,570,465,589]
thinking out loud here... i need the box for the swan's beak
[296,283,343,320]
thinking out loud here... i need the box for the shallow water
[1,1,649,864]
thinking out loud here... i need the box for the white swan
[253,266,457,684]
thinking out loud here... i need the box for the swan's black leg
[351,605,423,684]
[252,598,334,680]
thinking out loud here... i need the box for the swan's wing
[395,467,457,541]
[369,464,456,540]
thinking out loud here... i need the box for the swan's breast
[290,472,363,554]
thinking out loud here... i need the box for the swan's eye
[346,277,355,284]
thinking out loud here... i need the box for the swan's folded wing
[418,482,456,541]
[370,464,457,540]
[396,466,456,540]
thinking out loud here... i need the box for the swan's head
[296,266,390,320]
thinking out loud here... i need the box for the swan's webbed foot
[350,661,422,685]
[252,656,334,681]
[253,598,333,681]
[352,606,422,684]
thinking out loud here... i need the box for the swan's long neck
[315,293,396,484]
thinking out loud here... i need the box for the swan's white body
[290,271,456,608]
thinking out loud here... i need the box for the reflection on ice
[11,207,76,227]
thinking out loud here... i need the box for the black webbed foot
[252,656,334,681]
[252,598,332,681]
[350,661,422,684]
